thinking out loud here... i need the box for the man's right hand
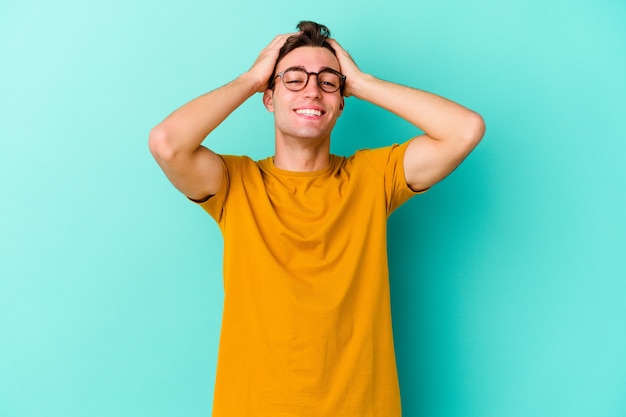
[247,33,297,93]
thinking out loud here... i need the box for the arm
[148,34,293,201]
[328,39,485,192]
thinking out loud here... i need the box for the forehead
[277,46,341,72]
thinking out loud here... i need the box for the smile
[295,109,323,117]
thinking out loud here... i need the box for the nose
[302,73,322,99]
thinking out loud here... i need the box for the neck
[273,136,331,172]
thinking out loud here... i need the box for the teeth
[296,109,322,116]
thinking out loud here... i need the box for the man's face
[264,46,344,145]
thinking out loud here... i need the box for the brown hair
[267,21,337,91]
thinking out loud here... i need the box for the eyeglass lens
[282,69,341,93]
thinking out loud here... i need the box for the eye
[281,69,309,90]
[318,72,340,90]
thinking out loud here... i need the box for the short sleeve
[359,140,425,215]
[194,155,229,223]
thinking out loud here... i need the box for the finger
[250,32,299,92]
[268,32,298,48]
[328,38,347,55]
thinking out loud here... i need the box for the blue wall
[1,0,625,416]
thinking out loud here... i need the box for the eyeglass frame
[274,66,346,94]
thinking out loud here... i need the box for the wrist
[345,72,376,99]
[238,70,270,94]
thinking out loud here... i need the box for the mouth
[295,108,325,117]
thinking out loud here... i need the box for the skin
[263,46,344,172]
[149,32,485,200]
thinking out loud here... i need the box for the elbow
[459,111,486,151]
[148,124,178,162]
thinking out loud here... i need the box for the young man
[150,21,484,417]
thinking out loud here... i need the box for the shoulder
[218,154,263,175]
[220,154,256,166]
[349,141,412,172]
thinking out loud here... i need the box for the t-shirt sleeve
[386,140,426,214]
[193,155,230,223]
[360,140,425,215]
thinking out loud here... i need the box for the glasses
[275,67,346,93]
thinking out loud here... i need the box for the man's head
[263,21,345,147]
[267,21,342,93]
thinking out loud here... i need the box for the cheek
[332,100,344,116]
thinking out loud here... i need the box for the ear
[338,97,345,116]
[263,90,274,112]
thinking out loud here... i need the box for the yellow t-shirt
[198,141,418,417]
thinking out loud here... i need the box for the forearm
[150,72,261,156]
[150,33,294,157]
[350,74,483,143]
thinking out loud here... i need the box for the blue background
[1,0,625,416]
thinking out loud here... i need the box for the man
[149,21,484,417]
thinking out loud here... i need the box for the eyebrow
[281,65,341,73]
